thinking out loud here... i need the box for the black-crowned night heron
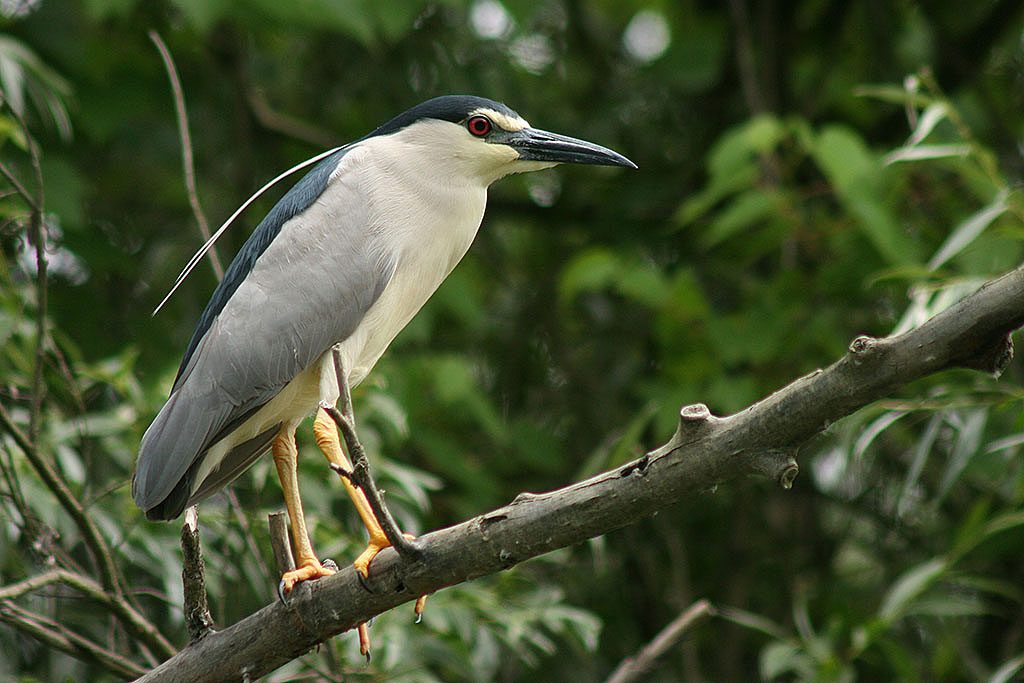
[133,95,634,601]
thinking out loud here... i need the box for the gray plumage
[134,148,395,519]
[133,95,635,522]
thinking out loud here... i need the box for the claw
[414,595,427,622]
[277,578,287,603]
[355,567,373,593]
[357,622,371,663]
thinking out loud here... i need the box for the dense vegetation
[1,1,1022,680]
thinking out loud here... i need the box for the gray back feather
[134,146,396,517]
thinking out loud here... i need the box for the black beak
[505,127,637,169]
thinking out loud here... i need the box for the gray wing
[133,147,395,518]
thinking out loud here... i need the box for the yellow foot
[279,559,336,596]
[353,532,422,578]
[353,539,389,579]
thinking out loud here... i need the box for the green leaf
[927,189,1008,270]
[878,558,947,623]
[708,114,784,178]
[937,408,987,500]
[907,102,949,146]
[813,125,920,265]
[884,143,971,164]
[702,188,779,247]
[761,641,812,680]
[558,247,619,304]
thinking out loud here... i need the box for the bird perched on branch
[133,95,634,612]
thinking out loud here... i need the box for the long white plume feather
[152,146,345,316]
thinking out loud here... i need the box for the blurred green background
[1,1,1023,681]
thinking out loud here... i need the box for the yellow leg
[313,408,390,577]
[314,407,430,624]
[273,425,335,594]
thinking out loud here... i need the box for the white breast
[322,125,491,395]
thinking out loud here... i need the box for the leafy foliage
[1,0,1022,681]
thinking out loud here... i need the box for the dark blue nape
[368,95,519,138]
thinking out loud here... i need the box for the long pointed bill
[506,128,637,168]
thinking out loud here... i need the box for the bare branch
[227,489,272,584]
[148,30,224,281]
[0,601,148,679]
[0,406,176,659]
[181,507,215,642]
[268,511,295,577]
[604,600,713,683]
[0,102,50,443]
[0,159,40,212]
[133,264,1024,682]
[0,568,173,658]
[247,88,339,149]
[322,347,421,559]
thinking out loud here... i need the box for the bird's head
[366,95,636,185]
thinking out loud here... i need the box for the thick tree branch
[135,264,1024,683]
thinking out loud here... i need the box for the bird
[133,95,635,599]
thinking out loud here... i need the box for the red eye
[467,115,492,137]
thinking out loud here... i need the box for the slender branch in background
[323,346,422,560]
[246,89,339,149]
[0,602,148,679]
[0,103,49,442]
[0,567,172,665]
[0,404,120,594]
[604,600,713,683]
[0,159,40,212]
[181,507,215,642]
[25,124,46,443]
[148,30,224,280]
[0,404,176,660]
[726,0,766,114]
[227,490,272,585]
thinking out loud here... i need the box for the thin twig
[148,30,224,280]
[0,159,40,212]
[604,600,714,683]
[181,507,215,642]
[0,404,120,594]
[323,348,421,560]
[247,89,339,149]
[227,489,272,584]
[1,103,50,443]
[726,0,766,114]
[0,567,174,663]
[0,601,148,679]
[0,405,176,659]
